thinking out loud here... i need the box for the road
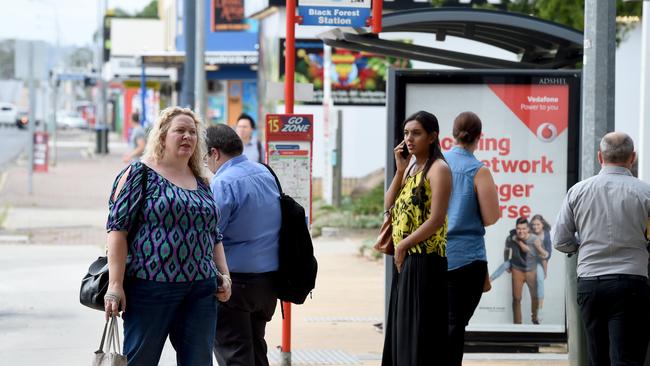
[0,244,181,366]
[0,127,28,171]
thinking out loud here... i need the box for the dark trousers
[381,253,448,366]
[213,272,277,366]
[448,260,487,366]
[122,277,218,366]
[577,276,650,366]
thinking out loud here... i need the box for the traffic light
[103,16,112,62]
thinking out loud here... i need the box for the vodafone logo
[536,122,558,142]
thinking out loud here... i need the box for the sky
[0,0,153,46]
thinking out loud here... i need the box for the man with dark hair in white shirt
[554,132,650,366]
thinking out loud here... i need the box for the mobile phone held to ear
[400,144,410,159]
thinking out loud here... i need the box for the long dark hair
[530,214,551,233]
[403,110,445,177]
[403,111,445,205]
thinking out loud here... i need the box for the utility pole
[95,0,109,154]
[568,1,616,365]
[195,0,206,119]
[27,42,36,194]
[332,110,342,207]
[181,0,196,108]
[639,1,650,182]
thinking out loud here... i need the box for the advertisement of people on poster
[266,114,314,223]
[390,70,580,338]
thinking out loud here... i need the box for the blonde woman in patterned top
[104,107,231,366]
[381,110,452,366]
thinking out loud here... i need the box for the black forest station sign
[298,0,371,27]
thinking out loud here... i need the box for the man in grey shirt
[553,132,650,366]
[122,113,146,163]
[508,217,547,325]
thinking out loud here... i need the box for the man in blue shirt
[205,124,281,366]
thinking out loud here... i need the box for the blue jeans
[489,260,510,282]
[122,277,218,366]
[536,262,545,300]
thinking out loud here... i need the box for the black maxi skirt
[381,252,448,366]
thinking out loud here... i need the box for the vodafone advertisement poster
[391,70,580,338]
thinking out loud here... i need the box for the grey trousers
[213,272,278,366]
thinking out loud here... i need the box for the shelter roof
[318,7,583,69]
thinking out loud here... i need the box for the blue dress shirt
[210,155,281,273]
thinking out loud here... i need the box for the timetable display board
[266,114,314,222]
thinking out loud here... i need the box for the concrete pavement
[0,132,569,365]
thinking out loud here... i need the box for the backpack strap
[127,163,150,243]
[261,163,284,195]
[257,139,264,164]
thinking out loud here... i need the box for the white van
[0,103,18,127]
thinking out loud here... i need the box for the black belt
[230,271,277,280]
[578,274,647,282]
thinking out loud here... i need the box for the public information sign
[298,0,371,27]
[388,70,581,341]
[266,114,314,222]
[33,132,49,173]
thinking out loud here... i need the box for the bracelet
[221,274,232,284]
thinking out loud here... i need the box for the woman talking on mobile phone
[381,110,452,366]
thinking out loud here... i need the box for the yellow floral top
[391,170,447,256]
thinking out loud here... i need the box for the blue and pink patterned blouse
[106,162,220,282]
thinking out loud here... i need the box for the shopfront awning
[138,51,259,67]
[318,8,583,69]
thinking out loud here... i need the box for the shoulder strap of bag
[127,164,150,240]
[261,163,283,195]
[257,140,264,163]
[389,163,416,212]
[127,162,151,242]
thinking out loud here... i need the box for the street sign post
[33,132,49,173]
[298,0,371,27]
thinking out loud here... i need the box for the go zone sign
[266,114,314,141]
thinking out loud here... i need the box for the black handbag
[80,165,149,311]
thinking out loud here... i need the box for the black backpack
[263,164,318,305]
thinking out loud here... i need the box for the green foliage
[0,40,15,79]
[109,1,158,19]
[344,184,385,216]
[312,184,385,235]
[135,0,159,18]
[429,0,643,32]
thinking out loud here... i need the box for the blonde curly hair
[142,106,207,179]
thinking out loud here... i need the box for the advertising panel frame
[386,69,581,344]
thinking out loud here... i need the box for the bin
[95,125,109,154]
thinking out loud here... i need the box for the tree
[65,47,94,70]
[430,0,642,31]
[429,0,642,45]
[0,40,16,79]
[135,0,158,18]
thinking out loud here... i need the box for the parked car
[0,103,18,127]
[56,110,88,129]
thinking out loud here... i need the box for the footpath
[0,131,568,366]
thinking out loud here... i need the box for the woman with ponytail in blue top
[444,112,500,366]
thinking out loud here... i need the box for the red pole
[282,0,296,361]
[285,0,296,115]
[372,0,382,34]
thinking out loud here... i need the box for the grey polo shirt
[553,166,650,278]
